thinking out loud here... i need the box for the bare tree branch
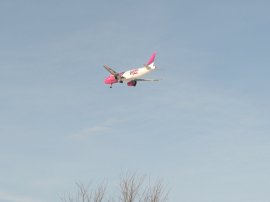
[93,184,107,202]
[60,173,168,202]
[140,179,168,202]
[119,172,144,202]
[76,182,91,202]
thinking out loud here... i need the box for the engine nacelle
[127,80,137,87]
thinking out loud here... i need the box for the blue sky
[1,0,270,201]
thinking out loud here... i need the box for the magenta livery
[103,52,159,88]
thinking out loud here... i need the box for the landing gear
[110,84,112,88]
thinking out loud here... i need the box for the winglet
[146,52,156,65]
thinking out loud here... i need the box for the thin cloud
[72,126,109,138]
[71,118,120,139]
[0,192,45,202]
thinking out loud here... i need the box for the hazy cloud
[71,118,119,139]
[0,192,45,202]
[72,126,109,138]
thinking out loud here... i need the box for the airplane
[103,52,159,88]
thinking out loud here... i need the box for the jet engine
[127,80,137,87]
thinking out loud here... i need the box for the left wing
[103,65,125,81]
[103,65,118,76]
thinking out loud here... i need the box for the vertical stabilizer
[146,52,156,66]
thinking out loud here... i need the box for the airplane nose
[104,75,117,85]
[104,76,111,84]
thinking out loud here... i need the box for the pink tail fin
[146,52,156,65]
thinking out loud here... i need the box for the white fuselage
[122,65,155,82]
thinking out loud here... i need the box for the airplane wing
[103,65,118,76]
[135,78,159,82]
[103,65,125,81]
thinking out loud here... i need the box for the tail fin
[146,52,156,66]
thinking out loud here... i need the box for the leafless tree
[61,173,168,202]
[140,180,168,202]
[119,172,144,202]
[60,182,107,202]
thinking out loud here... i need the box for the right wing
[135,78,159,82]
